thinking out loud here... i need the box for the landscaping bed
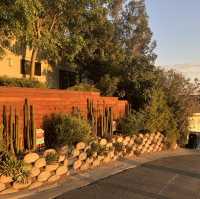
[0,132,167,195]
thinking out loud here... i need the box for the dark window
[21,59,30,75]
[21,59,41,76]
[35,62,41,76]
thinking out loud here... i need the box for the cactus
[23,99,36,151]
[2,105,8,150]
[9,106,15,154]
[30,105,36,151]
[87,98,114,139]
[0,124,4,151]
[1,99,36,154]
[24,98,30,150]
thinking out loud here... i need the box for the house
[0,48,77,89]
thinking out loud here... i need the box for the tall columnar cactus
[23,99,36,151]
[0,124,4,151]
[30,105,36,151]
[9,106,15,154]
[14,109,20,154]
[2,105,8,150]
[87,99,97,136]
[24,98,30,150]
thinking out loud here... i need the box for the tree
[155,69,200,145]
[145,88,179,145]
[14,0,99,79]
[118,56,157,109]
[0,0,23,57]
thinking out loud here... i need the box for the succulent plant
[0,155,29,183]
[45,152,59,165]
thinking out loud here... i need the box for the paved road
[56,154,200,199]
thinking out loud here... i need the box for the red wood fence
[0,87,128,129]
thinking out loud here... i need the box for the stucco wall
[189,113,200,132]
[0,48,59,87]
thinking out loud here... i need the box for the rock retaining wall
[0,132,167,195]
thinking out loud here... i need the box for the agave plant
[45,152,59,165]
[0,155,29,183]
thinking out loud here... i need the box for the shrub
[0,155,28,183]
[43,114,91,148]
[118,111,146,135]
[45,152,59,164]
[67,83,99,92]
[0,76,46,88]
[145,88,179,145]
[113,142,123,152]
[96,74,120,96]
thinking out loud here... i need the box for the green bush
[0,76,46,88]
[45,152,59,164]
[145,88,179,145]
[0,154,28,183]
[67,83,99,92]
[96,74,119,96]
[43,114,92,148]
[118,111,146,135]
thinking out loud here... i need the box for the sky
[145,0,200,80]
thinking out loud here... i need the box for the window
[21,59,42,76]
[21,59,30,75]
[35,62,41,76]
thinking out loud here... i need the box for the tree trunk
[30,48,38,79]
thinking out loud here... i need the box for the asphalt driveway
[56,154,200,199]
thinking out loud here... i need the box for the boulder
[37,171,51,182]
[68,157,77,166]
[103,156,111,163]
[58,145,68,155]
[79,152,87,161]
[45,164,59,172]
[29,182,43,189]
[58,155,65,162]
[35,158,46,168]
[64,159,69,166]
[24,153,39,164]
[97,155,104,161]
[0,183,6,192]
[72,149,80,157]
[73,160,82,170]
[99,138,107,146]
[76,142,86,151]
[106,142,113,148]
[43,149,57,157]
[92,159,100,167]
[80,163,89,171]
[92,152,97,158]
[0,187,17,194]
[117,136,123,143]
[86,157,93,165]
[30,167,40,178]
[124,136,130,142]
[56,166,68,176]
[13,179,32,190]
[48,175,60,183]
[0,175,13,184]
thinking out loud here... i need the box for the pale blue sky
[146,0,200,79]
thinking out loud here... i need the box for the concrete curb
[0,148,198,199]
